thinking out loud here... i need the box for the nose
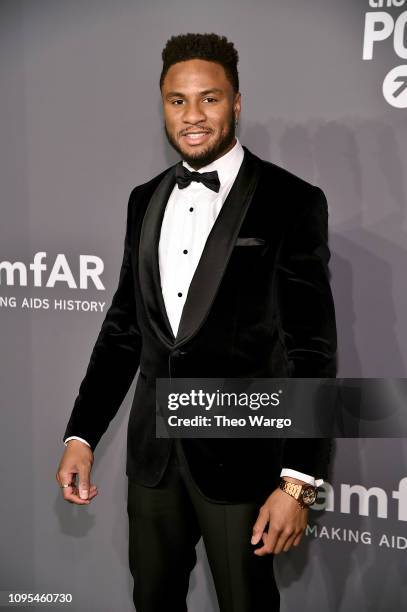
[182,99,206,125]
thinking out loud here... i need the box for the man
[57,33,337,612]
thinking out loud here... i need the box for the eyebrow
[165,88,224,99]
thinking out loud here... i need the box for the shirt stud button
[183,249,188,254]
[178,292,183,297]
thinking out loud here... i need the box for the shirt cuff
[64,436,91,448]
[280,468,324,487]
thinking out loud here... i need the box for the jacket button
[171,349,186,357]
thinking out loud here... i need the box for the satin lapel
[175,147,261,346]
[138,165,177,348]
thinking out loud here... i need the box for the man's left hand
[251,478,309,556]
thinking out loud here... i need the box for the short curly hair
[160,33,239,93]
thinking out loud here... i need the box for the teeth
[185,133,208,139]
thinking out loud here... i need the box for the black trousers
[127,439,280,612]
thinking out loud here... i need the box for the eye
[171,99,184,105]
[203,97,217,103]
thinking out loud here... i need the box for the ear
[234,91,242,122]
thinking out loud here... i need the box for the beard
[164,111,236,169]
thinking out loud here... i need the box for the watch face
[302,487,317,506]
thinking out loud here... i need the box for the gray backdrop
[1,1,407,611]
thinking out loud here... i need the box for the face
[161,58,241,169]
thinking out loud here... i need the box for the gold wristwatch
[279,479,318,508]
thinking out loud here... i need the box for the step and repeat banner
[1,1,406,611]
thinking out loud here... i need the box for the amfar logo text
[314,477,407,521]
[363,1,407,107]
[0,252,105,290]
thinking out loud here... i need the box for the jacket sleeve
[277,185,337,480]
[63,188,142,451]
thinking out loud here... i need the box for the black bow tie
[175,163,220,193]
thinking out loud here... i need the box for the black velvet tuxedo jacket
[64,145,337,503]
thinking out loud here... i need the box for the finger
[65,492,90,505]
[56,469,73,487]
[292,531,303,548]
[254,526,280,556]
[87,484,99,501]
[282,533,298,552]
[251,507,269,545]
[64,486,98,505]
[59,473,90,505]
[63,483,94,505]
[78,464,91,500]
[58,470,77,497]
[273,528,296,555]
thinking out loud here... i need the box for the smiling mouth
[182,131,211,145]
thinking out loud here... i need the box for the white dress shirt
[65,137,323,487]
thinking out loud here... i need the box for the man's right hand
[56,440,98,505]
